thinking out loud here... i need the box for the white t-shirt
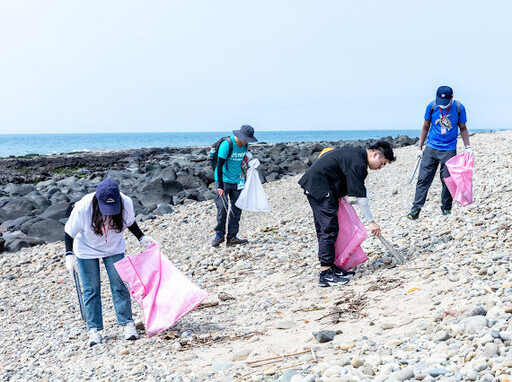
[64,193,135,259]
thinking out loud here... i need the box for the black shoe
[331,265,355,278]
[318,269,349,287]
[442,209,452,216]
[211,234,225,247]
[407,208,420,220]
[226,237,248,246]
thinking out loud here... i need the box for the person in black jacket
[299,141,396,287]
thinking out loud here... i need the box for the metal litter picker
[379,235,405,264]
[409,157,421,184]
[73,270,86,321]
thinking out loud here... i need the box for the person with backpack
[211,125,258,247]
[407,86,472,220]
[64,178,156,346]
[299,141,396,287]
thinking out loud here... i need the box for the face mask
[439,99,453,109]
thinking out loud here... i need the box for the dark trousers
[307,194,339,267]
[214,182,242,238]
[412,146,456,211]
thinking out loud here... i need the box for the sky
[0,1,511,134]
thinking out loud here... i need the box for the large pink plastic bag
[114,243,208,337]
[443,153,474,206]
[333,198,369,270]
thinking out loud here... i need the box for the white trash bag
[235,158,271,212]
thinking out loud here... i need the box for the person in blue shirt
[407,86,472,220]
[212,125,258,247]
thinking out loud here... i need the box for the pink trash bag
[443,152,474,206]
[333,198,369,271]
[114,243,208,337]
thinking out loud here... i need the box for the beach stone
[393,366,414,381]
[499,331,512,341]
[276,321,296,330]
[459,316,488,333]
[350,357,364,368]
[433,330,450,341]
[324,366,343,377]
[231,349,251,361]
[277,369,298,382]
[313,330,336,343]
[338,342,355,351]
[469,306,487,316]
[211,362,233,372]
[365,355,382,366]
[429,368,449,377]
[483,343,499,357]
[466,370,479,380]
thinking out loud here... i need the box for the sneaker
[318,269,349,287]
[123,322,139,341]
[88,328,103,347]
[211,233,225,247]
[331,265,355,278]
[226,237,248,246]
[442,209,452,216]
[407,208,420,220]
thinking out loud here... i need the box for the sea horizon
[0,128,505,158]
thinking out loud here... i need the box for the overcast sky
[0,1,510,134]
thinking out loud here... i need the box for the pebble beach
[1,130,512,381]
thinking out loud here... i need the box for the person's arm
[356,197,381,237]
[127,222,144,240]
[127,221,156,247]
[356,197,374,222]
[216,157,226,196]
[65,232,74,253]
[418,119,430,150]
[459,123,471,149]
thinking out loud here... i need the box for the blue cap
[436,86,453,106]
[95,178,121,215]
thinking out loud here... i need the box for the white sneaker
[123,322,139,341]
[88,328,103,347]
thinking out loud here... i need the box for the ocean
[0,129,499,158]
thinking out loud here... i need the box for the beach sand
[1,130,512,381]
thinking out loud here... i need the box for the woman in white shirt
[64,178,155,347]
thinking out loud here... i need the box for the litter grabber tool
[379,235,405,264]
[73,270,86,321]
[409,157,421,184]
[220,194,234,218]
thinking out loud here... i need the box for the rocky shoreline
[1,130,511,381]
[0,135,417,252]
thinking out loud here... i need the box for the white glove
[65,254,79,277]
[416,148,423,159]
[464,146,473,155]
[139,235,156,248]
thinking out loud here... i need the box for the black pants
[412,146,456,211]
[307,194,339,267]
[214,182,242,238]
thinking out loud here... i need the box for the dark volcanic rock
[40,201,73,220]
[28,219,65,243]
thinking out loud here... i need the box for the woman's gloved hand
[65,253,79,277]
[139,235,157,248]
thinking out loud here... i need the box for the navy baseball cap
[436,86,453,106]
[95,178,121,215]
[233,125,258,143]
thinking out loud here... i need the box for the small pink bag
[114,243,208,337]
[333,198,369,270]
[443,153,474,206]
